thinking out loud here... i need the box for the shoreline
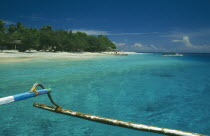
[0,50,141,63]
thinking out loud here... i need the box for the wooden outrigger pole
[0,83,208,136]
[33,102,207,136]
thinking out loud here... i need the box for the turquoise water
[0,53,210,136]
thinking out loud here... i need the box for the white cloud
[117,41,171,52]
[150,44,158,49]
[116,43,126,46]
[134,43,143,47]
[72,29,109,35]
[164,29,210,38]
[110,32,159,35]
[3,20,15,25]
[172,39,182,42]
[111,33,146,35]
[71,29,158,36]
[20,16,56,22]
[172,36,196,48]
[133,43,157,49]
[131,43,162,52]
[172,35,210,52]
[182,36,193,47]
[113,42,126,46]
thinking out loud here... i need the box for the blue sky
[1,0,210,52]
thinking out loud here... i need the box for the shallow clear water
[0,53,210,136]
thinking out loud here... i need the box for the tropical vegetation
[0,20,116,52]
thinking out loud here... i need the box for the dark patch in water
[151,72,175,78]
[72,127,93,135]
[1,128,16,136]
[82,127,92,135]
[36,119,57,136]
[203,85,210,94]
[164,95,177,101]
[40,119,53,128]
[158,73,175,78]
[145,105,156,112]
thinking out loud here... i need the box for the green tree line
[0,20,116,52]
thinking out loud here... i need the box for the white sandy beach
[0,50,140,63]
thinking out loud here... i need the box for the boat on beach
[113,52,128,56]
[112,51,128,56]
[103,51,128,56]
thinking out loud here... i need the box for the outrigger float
[0,83,208,136]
